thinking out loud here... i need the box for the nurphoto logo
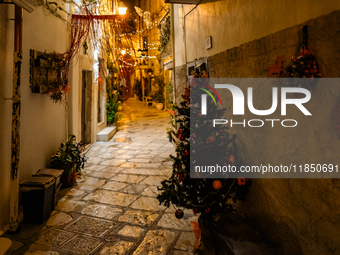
[200,84,312,128]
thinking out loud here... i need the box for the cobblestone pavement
[8,98,198,255]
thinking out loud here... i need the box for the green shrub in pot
[154,94,165,103]
[51,134,87,186]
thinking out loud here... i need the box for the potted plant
[106,84,122,124]
[51,134,87,187]
[154,94,165,110]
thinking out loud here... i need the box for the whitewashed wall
[0,0,104,233]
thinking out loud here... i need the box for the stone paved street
[8,98,198,255]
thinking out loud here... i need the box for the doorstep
[0,237,12,255]
[96,126,117,142]
[198,212,282,255]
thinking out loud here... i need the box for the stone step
[218,233,281,255]
[198,212,282,255]
[0,237,12,255]
[96,126,117,142]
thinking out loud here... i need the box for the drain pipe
[183,1,202,68]
[170,4,176,104]
[9,4,22,232]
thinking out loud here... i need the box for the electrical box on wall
[206,36,212,50]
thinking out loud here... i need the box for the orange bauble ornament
[229,154,235,163]
[207,135,216,143]
[213,180,222,190]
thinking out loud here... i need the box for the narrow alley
[5,99,198,255]
[1,0,340,254]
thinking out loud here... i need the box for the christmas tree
[157,73,251,219]
[284,46,323,91]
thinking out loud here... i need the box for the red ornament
[237,178,246,186]
[207,135,216,143]
[197,113,202,117]
[177,173,187,183]
[175,209,184,219]
[184,150,189,156]
[192,133,197,139]
[205,208,211,213]
[180,136,185,141]
[213,180,222,190]
[193,207,198,214]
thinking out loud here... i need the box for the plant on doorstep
[106,92,121,124]
[106,78,122,125]
[154,93,165,110]
[152,76,166,110]
[51,134,87,187]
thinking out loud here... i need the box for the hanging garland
[41,7,94,103]
[42,6,140,103]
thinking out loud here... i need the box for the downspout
[183,1,201,67]
[170,4,176,104]
[9,4,22,232]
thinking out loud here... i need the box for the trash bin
[34,168,64,209]
[20,176,55,224]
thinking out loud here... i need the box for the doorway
[81,70,93,144]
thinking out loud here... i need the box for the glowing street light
[118,1,127,15]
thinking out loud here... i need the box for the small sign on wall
[206,36,212,50]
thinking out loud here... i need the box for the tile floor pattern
[10,98,198,255]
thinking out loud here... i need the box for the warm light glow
[118,1,127,15]
[118,7,127,15]
[121,49,126,55]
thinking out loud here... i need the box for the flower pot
[155,103,163,110]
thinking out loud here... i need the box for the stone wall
[207,10,340,255]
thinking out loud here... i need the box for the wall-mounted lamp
[118,1,127,15]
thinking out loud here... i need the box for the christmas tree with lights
[157,74,251,219]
